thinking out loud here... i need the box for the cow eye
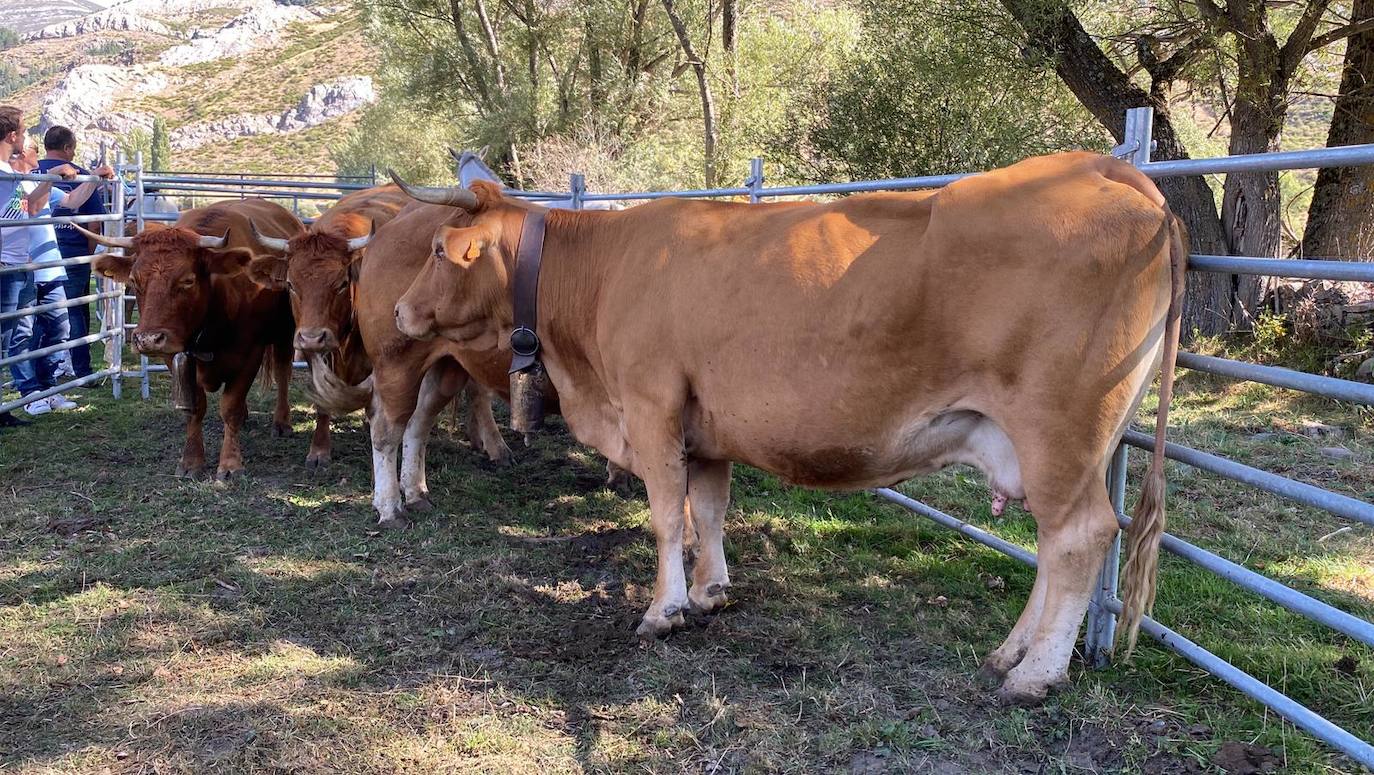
[179,275,196,289]
[334,280,349,294]
[285,280,295,293]
[433,246,445,261]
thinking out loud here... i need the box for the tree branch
[1306,15,1374,54]
[1280,0,1336,73]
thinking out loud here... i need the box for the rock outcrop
[26,10,173,40]
[170,77,376,150]
[158,3,317,67]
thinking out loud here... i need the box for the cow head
[393,177,522,353]
[80,225,251,356]
[247,223,372,353]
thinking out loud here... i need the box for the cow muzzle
[294,327,338,352]
[393,301,435,341]
[132,329,179,355]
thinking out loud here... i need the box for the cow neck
[508,209,547,374]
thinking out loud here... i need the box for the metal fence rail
[556,105,1374,769]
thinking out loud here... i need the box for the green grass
[0,366,1370,772]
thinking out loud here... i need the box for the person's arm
[57,165,114,210]
[25,164,78,212]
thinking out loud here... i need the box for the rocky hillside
[5,0,378,177]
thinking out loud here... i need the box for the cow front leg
[464,387,512,465]
[306,408,332,470]
[216,377,252,481]
[176,379,208,478]
[627,413,691,640]
[369,394,408,527]
[400,366,462,512]
[997,495,1117,705]
[686,458,732,614]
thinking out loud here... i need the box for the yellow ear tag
[465,242,481,260]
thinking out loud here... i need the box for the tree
[1302,0,1374,260]
[661,0,718,187]
[150,117,171,172]
[1000,0,1374,335]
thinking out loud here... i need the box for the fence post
[109,151,126,400]
[747,157,764,203]
[1084,106,1154,668]
[569,173,585,210]
[134,151,151,401]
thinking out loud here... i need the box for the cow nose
[295,328,329,350]
[136,331,166,350]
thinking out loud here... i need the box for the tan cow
[303,200,514,526]
[243,184,419,470]
[79,199,302,480]
[390,151,1185,705]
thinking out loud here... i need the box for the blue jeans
[1,270,39,395]
[31,280,73,390]
[62,262,92,377]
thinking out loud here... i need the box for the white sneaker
[23,395,52,416]
[48,393,77,411]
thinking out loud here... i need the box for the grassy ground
[0,367,1370,773]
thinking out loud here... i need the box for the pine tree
[150,117,171,172]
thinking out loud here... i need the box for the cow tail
[1118,212,1187,658]
[258,345,278,393]
[305,354,374,415]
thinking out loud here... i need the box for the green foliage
[770,0,1104,181]
[119,128,152,167]
[87,39,132,58]
[0,62,62,100]
[0,26,20,51]
[150,117,171,172]
[329,97,458,184]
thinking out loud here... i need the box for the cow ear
[201,247,254,276]
[247,255,288,289]
[437,224,495,269]
[94,253,134,283]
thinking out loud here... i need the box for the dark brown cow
[390,152,1185,705]
[243,184,411,469]
[306,200,514,526]
[80,199,301,480]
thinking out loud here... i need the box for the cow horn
[69,222,135,249]
[249,220,290,253]
[197,231,229,249]
[346,221,375,252]
[447,147,463,164]
[388,169,478,210]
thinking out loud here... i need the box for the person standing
[38,125,111,381]
[0,106,75,427]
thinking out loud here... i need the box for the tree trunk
[1302,0,1374,260]
[999,0,1235,336]
[662,0,717,187]
[723,0,739,95]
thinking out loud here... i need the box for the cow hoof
[996,683,1049,707]
[217,467,244,482]
[635,609,686,640]
[975,660,1008,688]
[175,464,205,479]
[688,583,730,615]
[488,447,514,467]
[272,422,293,439]
[305,453,331,472]
[404,496,434,513]
[377,515,411,530]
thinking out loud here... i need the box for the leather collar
[509,210,547,374]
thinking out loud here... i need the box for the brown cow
[242,184,412,470]
[303,200,514,526]
[390,152,1185,705]
[79,199,302,480]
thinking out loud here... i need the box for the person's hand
[93,164,115,180]
[51,164,79,180]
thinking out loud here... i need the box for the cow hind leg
[997,493,1117,705]
[216,374,254,481]
[464,387,512,465]
[686,459,732,614]
[271,345,293,438]
[400,365,464,512]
